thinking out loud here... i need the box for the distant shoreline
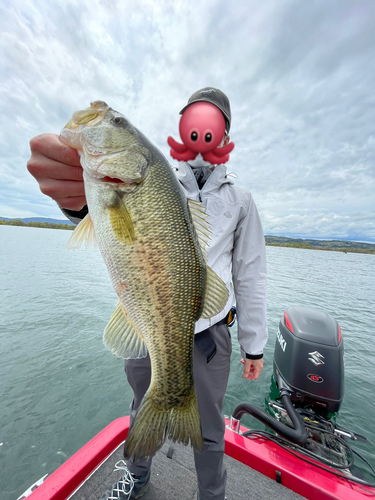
[0,219,74,231]
[265,235,375,255]
[1,218,374,254]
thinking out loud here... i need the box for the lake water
[1,225,374,499]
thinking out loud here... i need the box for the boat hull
[24,417,374,500]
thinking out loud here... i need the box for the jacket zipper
[189,165,217,203]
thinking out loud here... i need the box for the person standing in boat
[27,87,268,500]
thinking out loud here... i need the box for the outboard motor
[231,306,344,441]
[230,306,374,485]
[274,306,344,415]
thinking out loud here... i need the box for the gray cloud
[0,0,374,241]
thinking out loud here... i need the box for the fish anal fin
[66,213,97,250]
[200,266,229,319]
[103,300,147,359]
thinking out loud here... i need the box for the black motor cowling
[273,306,344,414]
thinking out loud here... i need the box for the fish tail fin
[167,391,203,451]
[124,389,202,461]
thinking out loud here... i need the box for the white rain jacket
[175,161,268,356]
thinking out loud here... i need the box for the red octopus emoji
[167,102,234,164]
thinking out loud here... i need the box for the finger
[243,365,253,379]
[28,154,84,182]
[240,358,245,365]
[246,365,262,380]
[39,178,85,198]
[250,368,261,380]
[30,134,81,167]
[56,196,87,211]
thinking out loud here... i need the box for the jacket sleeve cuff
[245,353,263,360]
[60,206,89,225]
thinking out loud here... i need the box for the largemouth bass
[60,101,229,460]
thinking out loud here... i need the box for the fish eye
[205,133,212,143]
[113,116,125,125]
[191,131,198,141]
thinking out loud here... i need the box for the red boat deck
[24,417,374,500]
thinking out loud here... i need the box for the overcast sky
[1,0,374,241]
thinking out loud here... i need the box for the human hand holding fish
[27,133,87,211]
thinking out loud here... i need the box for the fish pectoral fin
[187,199,211,260]
[199,266,229,319]
[66,213,98,250]
[103,300,148,359]
[107,193,135,244]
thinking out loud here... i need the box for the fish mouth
[99,176,126,184]
[97,175,140,190]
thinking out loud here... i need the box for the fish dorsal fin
[200,265,229,319]
[187,199,211,259]
[103,300,148,359]
[187,199,229,318]
[66,213,98,250]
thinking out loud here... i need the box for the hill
[265,235,375,254]
[0,216,74,231]
[0,216,74,225]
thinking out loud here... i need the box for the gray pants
[124,320,232,500]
